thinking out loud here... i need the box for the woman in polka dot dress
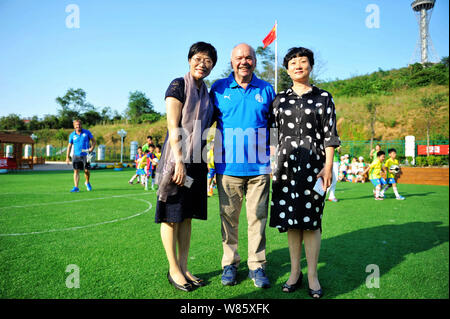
[269,47,340,298]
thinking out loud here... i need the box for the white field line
[0,193,149,210]
[0,195,152,237]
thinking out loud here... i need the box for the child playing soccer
[382,148,405,200]
[154,145,162,161]
[364,150,387,200]
[152,145,161,190]
[136,150,148,187]
[144,145,158,191]
[207,143,216,197]
[129,146,144,184]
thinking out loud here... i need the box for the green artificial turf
[0,169,448,299]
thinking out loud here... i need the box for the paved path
[33,162,117,171]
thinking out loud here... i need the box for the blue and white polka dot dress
[269,86,340,232]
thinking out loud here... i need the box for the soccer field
[0,169,448,299]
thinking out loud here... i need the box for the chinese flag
[262,24,276,48]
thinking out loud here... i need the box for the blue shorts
[207,168,216,179]
[370,178,386,187]
[387,178,396,184]
[136,169,146,175]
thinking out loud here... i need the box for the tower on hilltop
[411,0,439,64]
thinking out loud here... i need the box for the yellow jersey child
[382,148,405,200]
[363,150,386,200]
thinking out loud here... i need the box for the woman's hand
[317,166,333,192]
[172,160,186,186]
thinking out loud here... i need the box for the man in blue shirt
[65,119,96,192]
[210,43,276,288]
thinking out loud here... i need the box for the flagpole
[274,20,278,93]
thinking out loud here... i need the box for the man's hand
[66,157,70,165]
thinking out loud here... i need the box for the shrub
[427,155,438,166]
[415,156,427,167]
[416,155,449,167]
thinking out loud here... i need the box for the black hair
[377,151,385,157]
[283,47,315,69]
[147,136,152,140]
[144,150,150,153]
[156,144,161,149]
[137,146,142,150]
[149,144,155,148]
[388,148,397,154]
[188,41,218,67]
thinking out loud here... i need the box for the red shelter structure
[0,132,35,170]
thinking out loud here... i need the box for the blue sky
[0,0,448,118]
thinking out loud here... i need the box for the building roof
[0,132,35,144]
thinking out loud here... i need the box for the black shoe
[187,277,206,287]
[167,271,193,292]
[308,287,324,299]
[282,272,303,293]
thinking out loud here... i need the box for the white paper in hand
[184,176,194,188]
[313,177,325,196]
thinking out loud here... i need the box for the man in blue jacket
[65,119,96,192]
[210,43,276,288]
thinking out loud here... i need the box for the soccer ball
[389,165,400,174]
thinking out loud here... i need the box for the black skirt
[155,163,208,223]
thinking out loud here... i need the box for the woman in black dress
[269,47,340,298]
[155,42,217,292]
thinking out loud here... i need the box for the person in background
[356,156,367,183]
[66,119,96,192]
[129,146,144,185]
[327,145,340,202]
[144,145,157,191]
[364,150,387,200]
[338,155,347,182]
[382,148,405,200]
[348,157,359,183]
[154,145,162,161]
[207,143,216,197]
[142,136,153,153]
[369,144,382,161]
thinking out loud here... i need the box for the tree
[55,129,69,150]
[441,56,449,68]
[421,93,447,156]
[42,114,60,129]
[38,128,52,147]
[100,107,114,123]
[365,96,381,152]
[26,115,42,130]
[55,88,97,128]
[125,91,159,123]
[0,114,25,130]
[81,110,102,127]
[55,88,93,114]
[278,68,292,92]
